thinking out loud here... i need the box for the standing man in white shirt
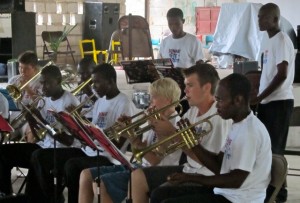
[159,7,204,69]
[158,8,205,115]
[252,3,295,202]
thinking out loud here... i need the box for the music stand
[50,110,98,150]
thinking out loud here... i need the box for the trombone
[6,61,54,101]
[34,93,96,141]
[10,96,45,130]
[71,77,93,96]
[26,77,94,141]
[133,112,218,163]
[104,97,186,141]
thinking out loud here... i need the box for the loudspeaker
[233,61,259,75]
[83,2,120,50]
[0,0,25,13]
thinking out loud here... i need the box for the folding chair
[41,31,75,64]
[265,154,288,203]
[285,106,300,176]
[79,39,108,64]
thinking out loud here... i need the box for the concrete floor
[5,68,300,202]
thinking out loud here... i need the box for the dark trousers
[257,99,293,201]
[29,148,87,203]
[151,186,231,203]
[64,155,113,203]
[0,143,41,195]
[257,99,293,155]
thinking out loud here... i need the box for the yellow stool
[79,39,108,64]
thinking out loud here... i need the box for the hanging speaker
[0,0,25,13]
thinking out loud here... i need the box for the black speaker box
[83,2,120,50]
[0,0,25,13]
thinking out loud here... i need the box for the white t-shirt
[82,92,138,157]
[183,102,232,175]
[159,33,204,68]
[259,31,295,104]
[0,92,9,119]
[141,113,182,167]
[36,90,80,148]
[214,112,272,203]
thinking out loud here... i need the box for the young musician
[78,77,182,203]
[130,63,232,203]
[75,57,97,121]
[8,51,43,140]
[61,63,137,203]
[151,74,272,203]
[0,65,80,202]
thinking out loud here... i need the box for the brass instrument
[71,77,93,95]
[6,61,54,101]
[35,94,96,141]
[27,78,94,141]
[104,97,186,141]
[133,112,218,163]
[10,96,45,131]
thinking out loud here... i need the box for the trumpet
[6,61,54,101]
[104,97,186,141]
[133,112,218,163]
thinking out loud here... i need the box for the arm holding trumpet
[153,74,272,203]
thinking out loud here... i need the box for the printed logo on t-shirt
[224,137,232,160]
[169,49,180,63]
[263,50,268,65]
[95,112,108,128]
[45,111,56,124]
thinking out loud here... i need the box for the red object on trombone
[0,115,14,132]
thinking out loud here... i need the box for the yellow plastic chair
[111,40,121,64]
[79,39,108,64]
